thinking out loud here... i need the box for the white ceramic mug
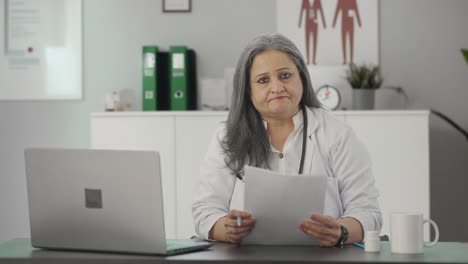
[390,212,439,254]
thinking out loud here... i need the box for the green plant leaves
[345,63,383,89]
[462,49,468,64]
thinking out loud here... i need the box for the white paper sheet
[242,166,327,245]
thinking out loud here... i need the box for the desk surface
[1,238,468,264]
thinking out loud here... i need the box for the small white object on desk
[364,231,381,252]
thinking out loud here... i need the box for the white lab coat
[192,107,382,240]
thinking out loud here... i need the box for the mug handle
[424,219,439,247]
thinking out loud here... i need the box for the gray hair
[222,33,321,179]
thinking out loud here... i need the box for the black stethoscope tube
[298,104,307,174]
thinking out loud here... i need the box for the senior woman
[192,33,382,247]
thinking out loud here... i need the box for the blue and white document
[242,166,327,245]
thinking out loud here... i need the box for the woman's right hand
[210,210,256,243]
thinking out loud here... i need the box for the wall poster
[0,0,82,100]
[277,0,379,66]
[277,0,379,109]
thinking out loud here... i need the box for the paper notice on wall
[0,0,81,100]
[6,0,64,58]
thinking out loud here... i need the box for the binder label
[142,46,158,111]
[172,53,185,69]
[144,68,153,77]
[169,46,189,110]
[144,53,155,68]
[145,90,154,99]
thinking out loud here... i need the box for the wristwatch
[335,225,349,248]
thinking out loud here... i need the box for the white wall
[380,0,468,241]
[1,0,468,244]
[0,0,276,244]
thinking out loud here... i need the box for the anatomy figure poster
[277,0,378,66]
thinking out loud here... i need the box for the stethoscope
[298,104,308,174]
[298,105,331,178]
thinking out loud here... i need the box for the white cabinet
[90,114,177,238]
[90,110,429,239]
[174,115,228,239]
[90,112,226,239]
[343,111,430,240]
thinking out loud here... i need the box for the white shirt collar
[292,108,304,132]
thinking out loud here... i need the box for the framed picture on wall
[163,0,191,13]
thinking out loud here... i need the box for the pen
[353,242,365,249]
[236,216,242,227]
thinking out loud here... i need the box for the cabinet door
[90,116,177,238]
[344,113,429,239]
[175,115,228,239]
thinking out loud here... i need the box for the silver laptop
[24,148,213,255]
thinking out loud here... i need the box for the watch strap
[335,225,349,248]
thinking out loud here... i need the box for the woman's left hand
[299,214,341,247]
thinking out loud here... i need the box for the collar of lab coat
[305,106,319,140]
[303,107,327,176]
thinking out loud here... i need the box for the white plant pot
[352,89,376,110]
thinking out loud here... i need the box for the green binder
[142,46,158,111]
[169,46,188,110]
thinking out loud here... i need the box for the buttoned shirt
[265,109,304,174]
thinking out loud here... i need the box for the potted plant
[345,63,384,110]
